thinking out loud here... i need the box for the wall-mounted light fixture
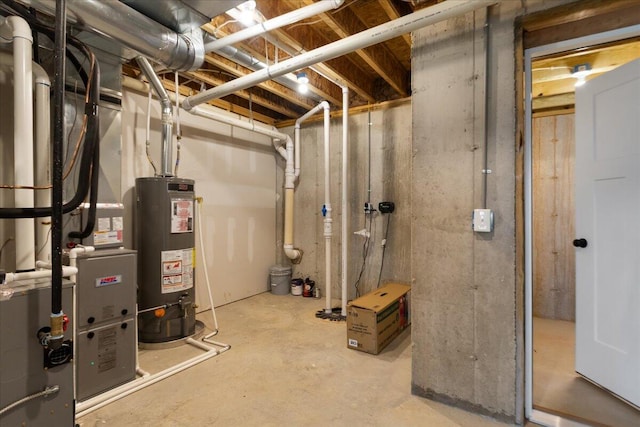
[297,72,309,94]
[572,63,592,87]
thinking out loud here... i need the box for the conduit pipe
[0,53,51,262]
[205,0,344,52]
[122,76,302,261]
[0,16,35,272]
[137,56,174,177]
[183,0,495,110]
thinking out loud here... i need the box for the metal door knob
[573,238,588,248]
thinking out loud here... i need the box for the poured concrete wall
[282,102,412,302]
[410,0,573,423]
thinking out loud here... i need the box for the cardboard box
[347,283,411,354]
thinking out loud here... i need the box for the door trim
[524,24,640,425]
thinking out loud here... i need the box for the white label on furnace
[98,217,111,232]
[160,248,194,294]
[93,230,123,245]
[112,216,123,231]
[348,339,358,348]
[170,199,193,234]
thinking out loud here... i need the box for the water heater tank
[136,177,196,343]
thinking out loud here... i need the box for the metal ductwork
[20,0,243,71]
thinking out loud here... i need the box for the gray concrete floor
[533,317,640,426]
[77,293,511,426]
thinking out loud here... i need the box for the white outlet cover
[473,209,493,233]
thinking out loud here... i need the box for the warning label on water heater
[171,198,193,234]
[161,248,194,294]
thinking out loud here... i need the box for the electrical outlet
[364,202,374,214]
[472,209,494,233]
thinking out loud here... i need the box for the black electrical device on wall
[379,202,395,214]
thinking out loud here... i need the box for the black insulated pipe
[50,0,66,334]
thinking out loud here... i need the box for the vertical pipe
[34,63,51,262]
[50,0,66,341]
[323,106,332,313]
[341,87,348,316]
[136,56,173,177]
[3,16,35,272]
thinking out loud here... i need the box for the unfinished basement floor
[76,292,511,426]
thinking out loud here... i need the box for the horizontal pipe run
[123,76,290,160]
[75,337,229,417]
[183,0,495,110]
[3,266,78,284]
[205,0,343,52]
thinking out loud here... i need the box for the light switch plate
[473,209,494,233]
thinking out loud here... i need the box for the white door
[575,58,640,408]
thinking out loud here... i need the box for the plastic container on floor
[269,265,292,295]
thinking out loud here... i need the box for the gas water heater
[136,177,196,343]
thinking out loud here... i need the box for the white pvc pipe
[183,0,495,110]
[34,62,51,262]
[3,266,78,284]
[75,338,229,418]
[322,106,332,313]
[0,16,35,272]
[205,0,343,53]
[341,87,348,316]
[67,246,95,283]
[0,53,51,263]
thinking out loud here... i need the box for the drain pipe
[183,0,494,110]
[321,104,332,313]
[205,0,343,52]
[137,56,173,177]
[0,16,35,272]
[341,87,348,316]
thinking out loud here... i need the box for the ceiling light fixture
[572,63,592,87]
[297,72,309,94]
[237,0,257,27]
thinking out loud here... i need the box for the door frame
[524,24,640,426]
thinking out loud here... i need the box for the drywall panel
[121,89,276,307]
[532,113,575,321]
[282,102,412,303]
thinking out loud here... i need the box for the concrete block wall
[281,102,412,303]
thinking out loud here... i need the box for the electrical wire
[353,213,373,298]
[0,385,59,416]
[376,213,391,288]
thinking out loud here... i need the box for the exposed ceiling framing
[120,0,441,125]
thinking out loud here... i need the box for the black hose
[67,108,100,240]
[51,0,66,315]
[0,14,100,219]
